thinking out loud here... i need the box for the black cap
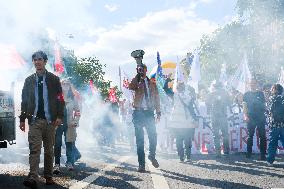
[131,49,145,58]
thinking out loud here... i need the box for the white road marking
[69,156,131,189]
[147,160,170,189]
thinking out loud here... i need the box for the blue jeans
[267,127,284,163]
[54,124,77,165]
[73,144,81,162]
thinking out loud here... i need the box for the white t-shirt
[141,78,151,109]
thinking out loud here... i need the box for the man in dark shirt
[206,81,231,156]
[243,78,267,160]
[19,51,65,188]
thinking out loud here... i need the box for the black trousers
[212,118,229,154]
[247,117,267,155]
[173,128,195,159]
[132,110,157,167]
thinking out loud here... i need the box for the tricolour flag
[155,52,168,102]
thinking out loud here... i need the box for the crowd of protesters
[19,50,284,188]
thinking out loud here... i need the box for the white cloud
[0,0,218,85]
[199,0,214,4]
[0,0,96,54]
[75,7,217,84]
[104,4,119,12]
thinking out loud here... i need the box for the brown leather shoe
[45,177,56,185]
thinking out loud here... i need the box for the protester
[19,51,65,188]
[118,99,128,142]
[97,99,117,148]
[267,84,284,165]
[243,78,267,160]
[124,99,135,151]
[263,83,273,104]
[169,82,199,162]
[128,49,161,172]
[198,88,210,130]
[53,79,81,174]
[163,73,174,100]
[231,88,243,113]
[206,81,231,156]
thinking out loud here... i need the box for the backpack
[271,95,284,123]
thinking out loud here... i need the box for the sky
[0,0,237,86]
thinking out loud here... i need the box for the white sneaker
[66,163,74,171]
[53,164,60,174]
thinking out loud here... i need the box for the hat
[131,49,145,58]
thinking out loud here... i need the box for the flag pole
[119,66,122,91]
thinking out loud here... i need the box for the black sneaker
[23,178,37,189]
[138,165,146,173]
[53,164,60,175]
[215,153,221,158]
[246,153,252,159]
[259,154,266,161]
[148,156,159,168]
[75,154,82,162]
[179,156,185,163]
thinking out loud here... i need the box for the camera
[137,65,144,74]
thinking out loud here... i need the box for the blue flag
[155,51,168,104]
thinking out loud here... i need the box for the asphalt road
[0,143,283,189]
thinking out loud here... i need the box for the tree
[67,56,122,99]
[199,0,284,88]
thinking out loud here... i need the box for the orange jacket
[128,75,160,113]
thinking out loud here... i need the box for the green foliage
[66,56,121,99]
[199,0,284,88]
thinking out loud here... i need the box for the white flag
[278,67,284,86]
[229,53,252,93]
[187,50,201,93]
[219,63,227,86]
[173,61,184,92]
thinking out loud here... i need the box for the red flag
[54,43,65,74]
[108,88,118,103]
[0,45,26,69]
[89,80,97,94]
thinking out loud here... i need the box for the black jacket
[20,71,65,124]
